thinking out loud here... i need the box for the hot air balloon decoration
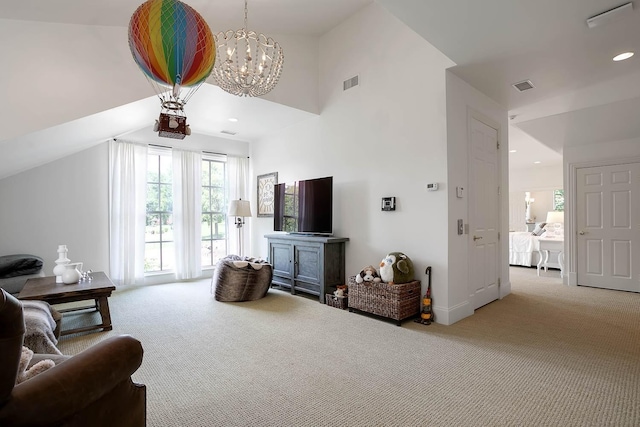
[128,0,216,139]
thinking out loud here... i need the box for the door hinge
[498,277,501,287]
[498,186,501,196]
[497,140,500,149]
[498,232,501,241]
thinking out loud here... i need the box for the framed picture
[257,172,278,217]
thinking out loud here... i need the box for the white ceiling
[0,0,373,36]
[378,0,640,169]
[3,0,639,173]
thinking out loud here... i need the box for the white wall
[528,190,555,223]
[0,137,249,279]
[261,34,320,115]
[445,72,509,323]
[510,164,563,192]
[250,3,456,320]
[564,137,640,165]
[0,143,110,275]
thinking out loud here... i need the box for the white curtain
[173,149,202,280]
[108,140,147,285]
[226,156,251,256]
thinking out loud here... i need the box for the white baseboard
[433,300,473,325]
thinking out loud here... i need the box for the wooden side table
[537,238,564,278]
[19,272,116,336]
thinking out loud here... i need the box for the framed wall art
[257,172,278,217]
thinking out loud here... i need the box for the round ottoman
[211,256,273,302]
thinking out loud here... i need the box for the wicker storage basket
[347,276,420,325]
[325,293,348,309]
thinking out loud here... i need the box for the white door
[469,117,500,309]
[576,163,640,292]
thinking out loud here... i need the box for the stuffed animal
[380,252,415,284]
[16,346,55,384]
[355,265,382,284]
[334,288,345,298]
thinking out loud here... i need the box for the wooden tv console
[265,234,349,302]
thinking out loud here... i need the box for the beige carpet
[57,267,640,426]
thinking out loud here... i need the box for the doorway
[575,162,640,292]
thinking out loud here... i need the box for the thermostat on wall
[426,183,439,191]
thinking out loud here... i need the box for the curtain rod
[115,140,248,158]
[203,150,249,159]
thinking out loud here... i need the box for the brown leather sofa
[0,289,146,426]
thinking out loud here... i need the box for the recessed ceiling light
[509,150,517,153]
[228,117,238,122]
[534,161,542,164]
[613,52,634,61]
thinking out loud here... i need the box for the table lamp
[545,211,564,236]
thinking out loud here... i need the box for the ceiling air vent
[512,80,535,92]
[587,2,633,29]
[343,75,359,91]
[221,130,237,135]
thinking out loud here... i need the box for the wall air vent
[512,80,535,92]
[343,75,359,91]
[221,130,237,135]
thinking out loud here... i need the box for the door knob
[473,235,482,241]
[579,230,587,235]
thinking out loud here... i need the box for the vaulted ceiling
[2,0,639,177]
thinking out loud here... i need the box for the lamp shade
[228,199,252,217]
[546,211,564,224]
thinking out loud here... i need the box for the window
[144,150,231,274]
[553,189,564,211]
[281,182,299,232]
[201,158,227,267]
[145,151,174,272]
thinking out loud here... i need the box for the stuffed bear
[355,265,382,284]
[334,288,345,298]
[16,346,55,384]
[380,252,415,284]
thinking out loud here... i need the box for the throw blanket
[0,254,43,278]
[22,301,62,355]
[223,254,269,270]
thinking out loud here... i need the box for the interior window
[553,189,564,211]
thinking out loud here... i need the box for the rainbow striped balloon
[128,0,215,88]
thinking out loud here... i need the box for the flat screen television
[273,176,333,235]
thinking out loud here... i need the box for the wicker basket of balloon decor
[347,276,421,324]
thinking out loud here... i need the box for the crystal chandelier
[211,0,284,97]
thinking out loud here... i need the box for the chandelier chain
[244,0,248,29]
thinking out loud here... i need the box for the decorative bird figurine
[379,252,415,284]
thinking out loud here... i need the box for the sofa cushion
[0,255,44,279]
